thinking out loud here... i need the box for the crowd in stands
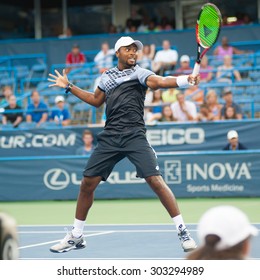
[0,34,258,129]
[106,11,254,36]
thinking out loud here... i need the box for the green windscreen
[197,4,221,48]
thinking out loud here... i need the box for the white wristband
[176,75,189,88]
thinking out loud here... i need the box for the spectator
[223,106,238,120]
[175,55,203,103]
[93,67,109,91]
[200,55,213,83]
[147,105,176,123]
[107,23,117,34]
[65,44,86,73]
[145,89,164,122]
[144,88,153,106]
[50,95,71,126]
[162,88,180,104]
[159,105,175,122]
[152,40,178,75]
[76,130,95,156]
[205,90,222,120]
[171,92,197,121]
[175,55,192,75]
[94,42,115,70]
[58,27,73,39]
[26,90,48,127]
[145,19,160,32]
[213,36,246,59]
[184,85,204,103]
[150,89,164,112]
[196,103,214,122]
[242,13,253,25]
[186,205,257,260]
[137,44,155,70]
[157,16,173,31]
[0,86,13,106]
[223,130,247,150]
[2,95,23,128]
[137,15,149,32]
[124,18,136,33]
[216,55,242,82]
[0,212,19,260]
[220,89,242,120]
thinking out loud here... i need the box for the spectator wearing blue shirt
[76,129,95,156]
[50,95,71,126]
[26,90,48,126]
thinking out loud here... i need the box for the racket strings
[197,5,221,48]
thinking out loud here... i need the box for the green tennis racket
[192,3,222,76]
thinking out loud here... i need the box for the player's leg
[50,137,125,253]
[145,175,197,252]
[50,176,102,253]
[145,175,180,218]
[75,176,102,221]
[126,130,196,252]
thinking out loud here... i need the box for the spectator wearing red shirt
[65,44,86,73]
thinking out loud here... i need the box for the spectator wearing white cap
[175,55,204,103]
[50,95,71,126]
[175,55,192,76]
[187,205,258,260]
[223,130,247,150]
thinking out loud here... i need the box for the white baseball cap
[114,36,143,52]
[55,95,65,103]
[180,55,190,63]
[227,130,238,140]
[198,205,258,250]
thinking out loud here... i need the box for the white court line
[18,223,198,227]
[17,223,260,227]
[18,229,199,234]
[18,231,114,250]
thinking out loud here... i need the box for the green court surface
[1,197,259,225]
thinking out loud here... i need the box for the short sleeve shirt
[26,101,48,123]
[66,52,86,64]
[98,65,154,130]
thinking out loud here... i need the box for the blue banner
[1,120,260,157]
[0,151,259,201]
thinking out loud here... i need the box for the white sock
[72,218,85,238]
[172,214,186,232]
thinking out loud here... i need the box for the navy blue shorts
[83,127,161,181]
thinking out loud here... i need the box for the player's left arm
[146,74,200,90]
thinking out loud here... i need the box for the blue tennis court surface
[18,224,260,260]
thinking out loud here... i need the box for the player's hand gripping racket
[192,3,222,76]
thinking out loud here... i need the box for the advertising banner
[0,151,259,201]
[1,120,260,157]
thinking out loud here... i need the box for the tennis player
[48,36,199,253]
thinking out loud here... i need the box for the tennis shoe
[178,228,197,252]
[50,231,86,253]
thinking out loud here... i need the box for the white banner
[0,260,259,280]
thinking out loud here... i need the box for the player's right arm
[48,69,105,108]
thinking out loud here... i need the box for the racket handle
[192,62,200,76]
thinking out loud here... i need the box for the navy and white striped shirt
[98,65,154,130]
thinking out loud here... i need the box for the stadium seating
[1,41,260,127]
